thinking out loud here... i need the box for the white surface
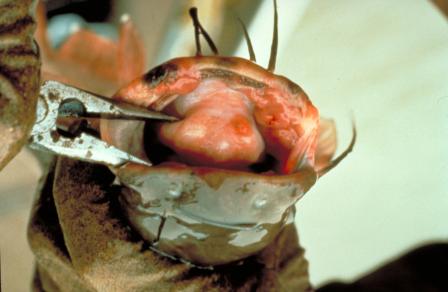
[271,0,448,286]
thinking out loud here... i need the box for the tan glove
[29,157,312,292]
[0,0,40,170]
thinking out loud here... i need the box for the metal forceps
[29,81,176,167]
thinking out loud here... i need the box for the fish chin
[116,162,317,266]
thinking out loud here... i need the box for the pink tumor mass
[103,59,321,174]
[158,80,265,169]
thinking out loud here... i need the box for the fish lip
[114,162,318,199]
[129,203,260,231]
[117,163,317,227]
[119,162,317,183]
[175,208,259,231]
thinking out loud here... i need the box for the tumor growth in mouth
[156,79,266,170]
[136,68,319,175]
[102,57,321,175]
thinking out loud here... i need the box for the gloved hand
[28,158,312,291]
[0,0,40,170]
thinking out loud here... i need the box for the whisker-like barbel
[238,17,257,62]
[189,7,219,56]
[318,120,357,177]
[267,0,278,72]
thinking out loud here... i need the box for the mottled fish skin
[109,56,320,174]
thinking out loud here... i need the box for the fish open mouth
[146,79,268,172]
[97,59,331,266]
[94,46,354,266]
[101,57,323,174]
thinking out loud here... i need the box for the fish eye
[143,64,174,87]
